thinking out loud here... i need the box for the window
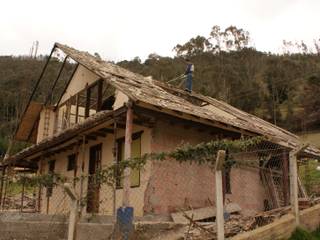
[46,160,55,197]
[116,132,142,188]
[67,154,77,171]
[55,79,115,133]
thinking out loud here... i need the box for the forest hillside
[1,25,320,156]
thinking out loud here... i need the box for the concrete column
[215,150,226,240]
[289,150,299,225]
[123,103,133,207]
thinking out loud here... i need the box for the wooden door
[86,144,102,213]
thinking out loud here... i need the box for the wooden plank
[171,203,241,224]
[282,151,289,206]
[85,86,91,118]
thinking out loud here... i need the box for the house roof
[6,43,320,164]
[54,43,320,156]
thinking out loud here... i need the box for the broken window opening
[67,154,77,171]
[54,79,116,132]
[101,95,116,110]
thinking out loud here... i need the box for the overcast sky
[0,0,319,61]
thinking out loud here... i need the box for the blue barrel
[117,207,134,240]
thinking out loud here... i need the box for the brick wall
[144,119,267,216]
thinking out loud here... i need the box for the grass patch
[299,160,320,196]
[5,181,34,197]
[289,227,320,240]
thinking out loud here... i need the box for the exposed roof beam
[55,63,79,109]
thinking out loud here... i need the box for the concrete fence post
[289,144,309,226]
[215,150,226,240]
[63,183,79,240]
[289,150,299,226]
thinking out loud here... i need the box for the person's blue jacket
[185,63,194,75]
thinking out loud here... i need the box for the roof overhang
[14,101,43,143]
[5,106,128,166]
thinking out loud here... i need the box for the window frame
[115,131,143,189]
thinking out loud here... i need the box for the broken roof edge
[135,101,320,158]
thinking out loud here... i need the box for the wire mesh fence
[0,140,319,240]
[298,159,320,199]
[223,142,292,238]
[0,172,38,212]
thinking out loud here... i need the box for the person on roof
[185,58,194,93]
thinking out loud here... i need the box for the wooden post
[122,103,133,207]
[1,169,9,210]
[37,158,43,212]
[282,151,289,206]
[75,94,79,124]
[215,150,226,240]
[79,135,86,215]
[97,80,103,112]
[63,183,79,240]
[0,166,6,208]
[20,175,26,212]
[113,120,118,217]
[85,86,91,118]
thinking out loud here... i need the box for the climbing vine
[16,136,266,187]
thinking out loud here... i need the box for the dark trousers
[186,73,193,92]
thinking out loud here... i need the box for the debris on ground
[169,205,292,240]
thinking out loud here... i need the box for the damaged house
[4,43,320,218]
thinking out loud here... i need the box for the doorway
[86,143,102,213]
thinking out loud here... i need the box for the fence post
[289,144,309,226]
[289,149,299,225]
[0,166,6,208]
[63,183,79,240]
[20,176,26,212]
[215,150,226,240]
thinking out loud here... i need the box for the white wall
[39,125,152,217]
[59,65,100,104]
